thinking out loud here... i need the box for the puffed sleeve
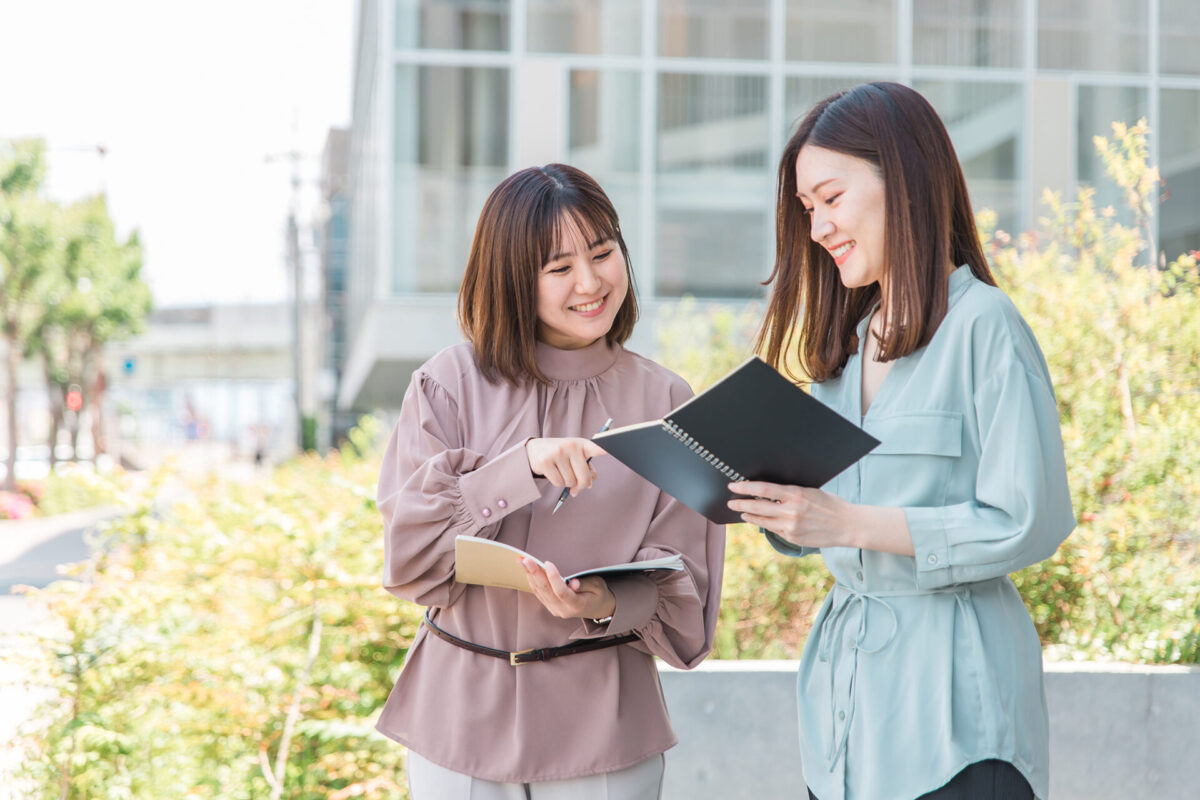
[377,370,542,607]
[578,490,725,670]
[905,344,1075,590]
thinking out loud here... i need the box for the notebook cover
[595,356,880,524]
[453,536,685,591]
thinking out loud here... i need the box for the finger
[521,558,552,592]
[728,480,785,499]
[727,497,785,518]
[542,562,573,598]
[582,440,607,459]
[739,512,779,531]
[553,454,577,487]
[566,456,594,496]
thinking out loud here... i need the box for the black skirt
[808,759,1034,800]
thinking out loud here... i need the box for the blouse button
[481,507,492,518]
[497,499,508,509]
[855,570,864,583]
[838,711,846,721]
[927,554,938,565]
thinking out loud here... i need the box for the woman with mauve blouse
[727,83,1075,800]
[375,164,725,800]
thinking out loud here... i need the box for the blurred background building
[334,0,1200,415]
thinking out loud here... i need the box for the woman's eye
[550,265,570,274]
[594,249,613,261]
[826,193,842,205]
[801,206,814,216]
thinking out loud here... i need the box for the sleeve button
[497,499,508,509]
[927,554,938,565]
[481,507,492,518]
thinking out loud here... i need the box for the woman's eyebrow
[796,177,836,199]
[547,236,611,262]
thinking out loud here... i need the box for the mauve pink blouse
[375,339,725,783]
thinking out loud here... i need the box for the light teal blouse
[767,266,1075,800]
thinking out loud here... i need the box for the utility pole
[270,120,317,454]
[286,147,307,451]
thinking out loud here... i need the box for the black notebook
[594,356,880,524]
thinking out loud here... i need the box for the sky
[0,0,355,307]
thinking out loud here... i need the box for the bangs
[541,196,621,265]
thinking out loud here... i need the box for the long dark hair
[757,81,996,382]
[458,163,638,384]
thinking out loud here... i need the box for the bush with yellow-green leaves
[6,419,420,800]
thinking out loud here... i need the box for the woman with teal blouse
[727,82,1075,800]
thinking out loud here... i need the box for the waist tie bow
[817,582,983,771]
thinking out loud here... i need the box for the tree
[26,195,150,461]
[0,139,56,490]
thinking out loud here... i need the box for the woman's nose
[576,265,602,293]
[809,211,834,243]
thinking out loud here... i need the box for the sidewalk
[0,506,125,793]
[0,506,125,593]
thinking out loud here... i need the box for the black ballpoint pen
[552,417,613,514]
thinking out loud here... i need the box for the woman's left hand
[727,480,855,549]
[521,558,617,621]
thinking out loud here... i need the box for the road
[0,508,122,794]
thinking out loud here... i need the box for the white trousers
[406,750,665,800]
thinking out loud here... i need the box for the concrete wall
[657,660,1200,800]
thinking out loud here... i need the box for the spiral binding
[662,419,745,482]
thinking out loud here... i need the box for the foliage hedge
[3,121,1198,797]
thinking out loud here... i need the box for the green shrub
[6,418,419,799]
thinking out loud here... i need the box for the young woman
[375,164,725,799]
[727,82,1074,800]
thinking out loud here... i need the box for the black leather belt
[423,610,639,666]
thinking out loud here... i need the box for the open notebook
[594,355,880,523]
[453,535,684,592]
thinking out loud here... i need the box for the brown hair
[458,163,638,385]
[757,81,996,382]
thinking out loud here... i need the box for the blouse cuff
[600,574,658,635]
[457,440,542,531]
[905,507,954,589]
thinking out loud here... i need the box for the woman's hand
[729,481,916,555]
[521,558,617,621]
[727,480,856,549]
[525,437,607,498]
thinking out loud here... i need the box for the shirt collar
[535,338,619,382]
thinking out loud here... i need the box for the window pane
[1159,89,1200,260]
[1038,0,1148,72]
[783,76,891,138]
[1076,85,1149,230]
[658,0,769,60]
[527,0,641,55]
[568,70,643,275]
[393,65,510,293]
[913,0,1023,68]
[396,0,509,51]
[1160,0,1200,75]
[656,74,770,297]
[915,80,1024,234]
[785,0,896,64]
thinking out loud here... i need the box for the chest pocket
[860,411,962,506]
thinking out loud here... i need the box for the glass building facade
[340,0,1200,408]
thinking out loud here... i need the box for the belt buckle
[509,647,542,666]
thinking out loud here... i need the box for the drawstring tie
[817,583,979,771]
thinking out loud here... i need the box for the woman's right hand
[525,437,608,497]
